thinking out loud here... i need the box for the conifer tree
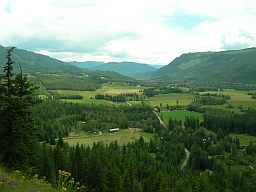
[0,47,38,168]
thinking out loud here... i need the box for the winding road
[152,111,190,170]
[153,111,166,128]
[181,148,190,170]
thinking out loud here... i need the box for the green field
[64,130,154,147]
[51,83,147,100]
[148,93,194,107]
[199,89,256,113]
[61,98,116,105]
[159,110,203,124]
[229,133,256,146]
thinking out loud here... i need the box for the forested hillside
[150,48,256,82]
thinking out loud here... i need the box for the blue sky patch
[164,12,210,29]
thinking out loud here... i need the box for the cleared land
[64,130,154,147]
[148,93,194,107]
[159,110,203,124]
[229,133,256,146]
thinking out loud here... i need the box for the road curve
[153,111,166,128]
[181,148,190,170]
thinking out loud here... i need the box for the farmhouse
[109,128,120,132]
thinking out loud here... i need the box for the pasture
[199,89,256,113]
[96,83,144,95]
[148,93,194,107]
[159,110,203,125]
[51,83,146,100]
[64,129,154,147]
[61,98,115,105]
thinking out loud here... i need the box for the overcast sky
[1,0,256,64]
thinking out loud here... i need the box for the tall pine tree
[0,47,38,168]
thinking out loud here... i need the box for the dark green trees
[0,47,38,168]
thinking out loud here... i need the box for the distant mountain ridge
[68,61,157,76]
[68,61,105,69]
[150,47,256,83]
[0,45,82,75]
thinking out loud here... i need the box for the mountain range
[68,61,158,76]
[1,44,256,83]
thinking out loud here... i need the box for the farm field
[52,90,96,98]
[229,133,256,146]
[199,89,256,113]
[51,83,146,99]
[64,129,154,147]
[148,93,194,107]
[96,83,144,95]
[61,98,116,105]
[159,110,203,125]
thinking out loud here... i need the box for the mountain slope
[0,45,81,74]
[152,48,256,82]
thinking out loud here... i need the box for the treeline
[60,95,84,99]
[31,100,162,142]
[34,74,101,91]
[143,86,182,97]
[95,93,142,102]
[248,92,256,100]
[204,110,256,135]
[193,94,230,105]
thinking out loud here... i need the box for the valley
[1,46,256,192]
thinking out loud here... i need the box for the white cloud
[1,0,256,64]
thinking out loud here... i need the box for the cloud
[1,0,256,64]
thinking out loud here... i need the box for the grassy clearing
[0,167,56,192]
[148,93,194,107]
[159,110,203,124]
[64,130,154,147]
[229,133,256,146]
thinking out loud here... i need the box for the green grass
[51,90,96,98]
[159,110,203,124]
[61,98,115,105]
[229,133,256,146]
[64,130,154,147]
[148,93,194,107]
[51,83,147,99]
[199,89,256,113]
[0,167,56,192]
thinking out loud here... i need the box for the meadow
[159,110,204,125]
[51,83,145,99]
[147,93,194,107]
[61,98,115,105]
[64,129,154,147]
[199,89,256,113]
